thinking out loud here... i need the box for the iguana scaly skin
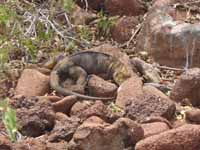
[50,51,132,100]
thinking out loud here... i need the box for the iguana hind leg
[68,66,87,85]
[65,66,87,94]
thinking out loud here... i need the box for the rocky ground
[1,0,200,150]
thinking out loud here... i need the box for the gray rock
[131,58,161,83]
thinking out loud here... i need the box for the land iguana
[50,51,132,100]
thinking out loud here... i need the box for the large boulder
[11,96,55,137]
[142,122,170,138]
[170,68,200,106]
[143,85,169,99]
[68,118,144,150]
[111,16,140,43]
[48,113,80,142]
[105,0,147,16]
[75,0,105,11]
[125,93,176,122]
[71,101,123,123]
[185,108,200,124]
[116,76,143,108]
[15,69,49,97]
[136,5,200,68]
[87,75,117,97]
[135,124,200,150]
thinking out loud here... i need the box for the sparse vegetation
[109,102,123,113]
[65,40,77,52]
[96,11,117,37]
[0,4,16,64]
[0,99,18,142]
[0,48,9,69]
[0,4,15,27]
[63,0,75,13]
[77,25,92,41]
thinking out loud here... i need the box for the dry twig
[154,65,185,72]
[125,24,142,47]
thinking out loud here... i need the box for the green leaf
[0,98,18,142]
[63,0,75,13]
[96,11,117,37]
[0,4,16,25]
[0,99,8,110]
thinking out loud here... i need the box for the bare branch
[39,11,65,38]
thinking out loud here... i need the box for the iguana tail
[50,71,115,101]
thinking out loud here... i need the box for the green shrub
[96,11,117,37]
[63,0,75,13]
[77,25,92,41]
[0,99,18,142]
[0,4,15,26]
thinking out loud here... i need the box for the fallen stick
[125,24,142,47]
[155,65,185,72]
